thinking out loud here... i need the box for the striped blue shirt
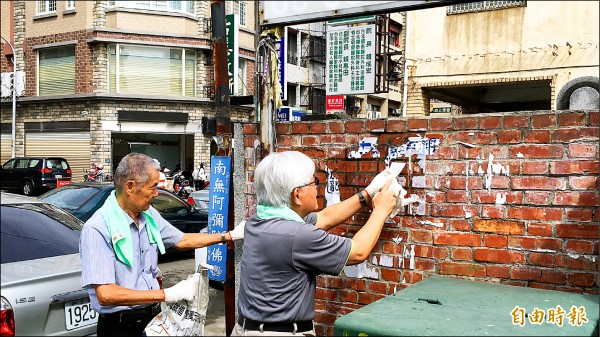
[79,205,184,314]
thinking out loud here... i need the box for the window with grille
[447,1,526,14]
[38,46,75,96]
[238,1,247,27]
[106,1,195,15]
[37,1,57,15]
[108,44,196,97]
[237,59,247,96]
[65,1,75,10]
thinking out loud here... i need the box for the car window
[2,159,15,169]
[152,194,188,215]
[15,159,29,169]
[46,159,68,169]
[28,159,40,168]
[39,185,100,210]
[1,203,82,264]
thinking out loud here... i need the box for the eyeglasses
[295,176,319,189]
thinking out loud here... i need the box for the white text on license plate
[64,299,98,330]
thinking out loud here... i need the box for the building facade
[0,0,257,181]
[404,1,599,116]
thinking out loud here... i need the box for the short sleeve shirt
[79,206,184,314]
[237,212,351,322]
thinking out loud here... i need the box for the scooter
[83,162,110,182]
[172,171,192,199]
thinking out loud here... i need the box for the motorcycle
[172,171,192,199]
[83,162,111,182]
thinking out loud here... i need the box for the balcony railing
[107,1,195,15]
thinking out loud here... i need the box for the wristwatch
[357,190,369,207]
[221,232,227,243]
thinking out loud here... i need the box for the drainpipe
[401,13,409,118]
[1,35,16,158]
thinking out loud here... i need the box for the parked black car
[0,157,72,196]
[38,182,208,255]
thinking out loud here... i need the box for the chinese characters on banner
[326,95,345,111]
[326,24,376,95]
[226,14,239,96]
[207,156,232,282]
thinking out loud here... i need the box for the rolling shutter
[0,134,12,165]
[25,132,90,182]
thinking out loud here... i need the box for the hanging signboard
[226,14,239,96]
[207,156,232,282]
[326,24,376,95]
[326,95,345,111]
[274,28,288,100]
[260,1,458,26]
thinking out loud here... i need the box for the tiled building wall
[242,110,599,335]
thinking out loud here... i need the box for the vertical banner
[326,24,376,95]
[226,14,239,96]
[274,28,287,100]
[207,156,232,282]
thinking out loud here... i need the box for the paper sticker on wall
[348,137,380,159]
[343,261,379,279]
[324,166,340,207]
[385,135,440,167]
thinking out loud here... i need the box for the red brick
[434,232,481,246]
[529,282,555,290]
[556,224,598,239]
[315,288,337,300]
[481,205,507,218]
[483,234,507,248]
[590,111,599,126]
[497,130,521,143]
[446,190,468,202]
[381,268,401,282]
[302,135,319,146]
[557,254,598,271]
[490,176,510,189]
[511,266,541,281]
[559,113,587,126]
[474,248,525,264]
[343,278,366,291]
[475,132,497,145]
[509,145,564,158]
[539,269,566,284]
[511,176,567,191]
[368,280,388,294]
[531,114,557,128]
[471,191,522,204]
[454,117,477,130]
[565,208,593,222]
[551,128,599,143]
[431,204,478,218]
[523,130,551,143]
[358,160,378,172]
[244,123,259,134]
[439,261,486,277]
[309,122,327,133]
[479,116,502,129]
[412,230,433,243]
[407,118,428,130]
[292,122,310,133]
[328,121,345,133]
[327,147,348,159]
[414,257,436,271]
[565,240,595,254]
[529,252,556,267]
[346,120,366,133]
[508,207,562,221]
[569,176,597,190]
[567,273,597,287]
[568,143,598,158]
[451,247,473,260]
[338,289,358,302]
[522,161,548,174]
[554,192,599,206]
[449,219,470,231]
[433,147,459,160]
[550,160,600,175]
[487,265,510,278]
[527,223,553,236]
[504,115,529,128]
[366,119,385,131]
[524,191,552,205]
[425,191,446,203]
[387,119,407,132]
[277,135,300,146]
[473,219,525,234]
[507,237,562,251]
[430,118,452,130]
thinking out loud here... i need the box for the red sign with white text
[326,95,345,110]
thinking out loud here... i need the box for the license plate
[55,175,62,178]
[64,299,98,331]
[57,179,72,187]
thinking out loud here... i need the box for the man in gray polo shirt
[233,151,397,336]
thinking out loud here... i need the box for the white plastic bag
[144,267,210,336]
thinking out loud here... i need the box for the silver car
[188,188,209,211]
[0,192,97,336]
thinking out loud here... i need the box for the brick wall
[242,110,599,336]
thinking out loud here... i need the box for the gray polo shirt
[238,212,352,322]
[79,206,184,314]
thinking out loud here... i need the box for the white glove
[387,178,419,218]
[365,168,398,197]
[228,220,246,240]
[163,273,200,303]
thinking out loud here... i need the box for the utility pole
[1,35,17,158]
[210,1,235,335]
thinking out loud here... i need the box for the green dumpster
[334,276,599,336]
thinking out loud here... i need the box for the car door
[13,158,30,188]
[151,191,207,234]
[0,159,16,190]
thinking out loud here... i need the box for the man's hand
[228,220,246,240]
[365,168,398,198]
[163,273,199,303]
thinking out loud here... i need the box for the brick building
[0,0,257,180]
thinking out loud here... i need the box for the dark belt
[238,316,313,333]
[100,303,161,325]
